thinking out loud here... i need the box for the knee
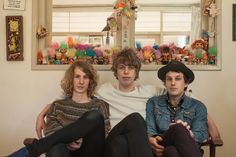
[86,110,104,125]
[170,124,187,132]
[169,124,189,137]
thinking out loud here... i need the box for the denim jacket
[146,95,208,143]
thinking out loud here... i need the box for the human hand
[67,138,83,151]
[36,113,46,138]
[36,103,51,138]
[149,136,164,157]
[176,119,189,129]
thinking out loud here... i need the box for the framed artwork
[233,4,236,41]
[6,16,24,61]
[3,0,25,11]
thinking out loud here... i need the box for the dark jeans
[26,110,105,157]
[160,124,202,157]
[104,112,153,157]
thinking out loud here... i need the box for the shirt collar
[165,93,185,109]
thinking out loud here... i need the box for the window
[51,8,113,46]
[32,0,221,70]
[135,8,192,47]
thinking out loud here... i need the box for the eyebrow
[166,74,183,78]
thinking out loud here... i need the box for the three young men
[35,49,206,157]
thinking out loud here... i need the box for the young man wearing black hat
[146,61,208,157]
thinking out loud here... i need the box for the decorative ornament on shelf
[206,2,220,18]
[128,0,137,10]
[208,46,217,65]
[102,18,111,46]
[113,0,136,19]
[203,0,220,17]
[191,39,208,64]
[208,31,216,38]
[203,0,213,15]
[36,25,49,39]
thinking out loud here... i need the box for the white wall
[0,0,236,156]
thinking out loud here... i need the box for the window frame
[31,0,221,71]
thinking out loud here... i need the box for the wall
[0,0,236,156]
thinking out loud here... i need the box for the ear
[184,83,189,88]
[114,72,118,80]
[163,81,167,87]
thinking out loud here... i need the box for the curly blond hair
[111,48,141,80]
[61,61,98,97]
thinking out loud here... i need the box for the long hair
[111,48,141,80]
[61,61,98,97]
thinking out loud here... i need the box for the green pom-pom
[60,42,68,49]
[197,52,203,59]
[209,47,217,56]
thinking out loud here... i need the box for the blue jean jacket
[146,95,208,143]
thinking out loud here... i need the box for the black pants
[27,110,105,157]
[104,112,153,157]
[160,124,202,157]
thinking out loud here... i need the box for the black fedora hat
[158,61,195,84]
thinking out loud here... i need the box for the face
[73,67,90,96]
[117,63,136,89]
[164,71,188,97]
[195,42,204,49]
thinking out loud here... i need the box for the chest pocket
[154,107,170,133]
[183,110,195,126]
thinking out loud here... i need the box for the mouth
[77,86,84,89]
[122,77,130,80]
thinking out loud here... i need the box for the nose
[171,79,175,85]
[124,66,129,73]
[79,78,84,84]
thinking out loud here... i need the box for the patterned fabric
[44,97,110,137]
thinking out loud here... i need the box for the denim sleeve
[146,97,158,136]
[191,101,208,143]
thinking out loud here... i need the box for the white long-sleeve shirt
[96,83,161,128]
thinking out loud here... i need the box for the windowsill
[31,64,221,71]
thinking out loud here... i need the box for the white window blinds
[52,11,112,32]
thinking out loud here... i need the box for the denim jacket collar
[159,94,192,109]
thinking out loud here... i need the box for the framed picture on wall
[3,0,25,10]
[6,16,24,61]
[233,4,236,41]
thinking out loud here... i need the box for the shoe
[7,147,29,157]
[23,138,37,145]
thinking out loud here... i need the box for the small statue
[142,46,153,64]
[36,25,49,39]
[206,2,220,18]
[37,49,43,64]
[191,39,208,64]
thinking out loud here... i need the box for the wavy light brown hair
[61,61,98,97]
[111,48,141,80]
